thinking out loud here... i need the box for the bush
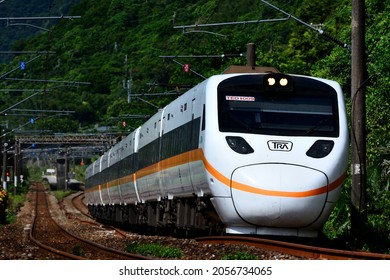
[0,189,8,224]
[5,193,26,224]
[323,161,390,253]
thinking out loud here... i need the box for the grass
[72,244,85,257]
[125,242,260,260]
[125,242,183,259]
[1,184,72,225]
[53,190,73,201]
[3,193,26,224]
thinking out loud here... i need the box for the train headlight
[263,73,294,92]
[306,140,334,158]
[226,136,254,154]
[279,78,288,86]
[267,77,276,86]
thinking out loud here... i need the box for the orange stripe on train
[86,148,346,198]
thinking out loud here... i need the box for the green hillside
[0,0,388,162]
[0,0,81,63]
[2,0,358,132]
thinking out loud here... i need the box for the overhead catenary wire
[260,0,351,50]
[173,0,350,50]
[160,54,245,59]
[3,77,91,86]
[171,58,206,80]
[174,16,290,30]
[0,55,42,80]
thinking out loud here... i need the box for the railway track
[71,192,93,219]
[196,236,390,260]
[28,182,150,260]
[62,188,390,260]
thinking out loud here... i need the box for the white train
[85,67,349,237]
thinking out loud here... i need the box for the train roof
[222,65,280,74]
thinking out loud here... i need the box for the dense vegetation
[0,0,81,62]
[0,0,389,252]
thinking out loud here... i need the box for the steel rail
[70,192,129,238]
[29,183,150,260]
[196,236,390,260]
[29,186,85,259]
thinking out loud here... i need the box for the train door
[179,99,194,195]
[104,151,113,205]
[158,107,167,198]
[132,127,141,203]
[188,96,203,195]
[98,156,105,205]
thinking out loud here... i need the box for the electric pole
[2,141,7,191]
[246,43,256,68]
[351,0,367,233]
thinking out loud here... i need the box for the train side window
[201,105,206,131]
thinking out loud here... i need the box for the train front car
[204,73,348,237]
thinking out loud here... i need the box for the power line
[0,89,50,92]
[11,109,74,114]
[260,0,351,50]
[171,59,206,80]
[0,15,81,31]
[174,16,290,31]
[160,54,244,59]
[0,90,42,115]
[5,109,75,117]
[3,77,91,85]
[0,51,56,55]
[0,15,81,21]
[0,54,42,79]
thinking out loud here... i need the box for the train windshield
[218,75,339,137]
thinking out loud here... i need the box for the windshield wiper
[304,117,332,135]
[228,113,252,132]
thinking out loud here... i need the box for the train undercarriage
[88,196,224,236]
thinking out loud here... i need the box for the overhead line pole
[351,0,367,234]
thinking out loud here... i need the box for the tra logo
[267,140,293,151]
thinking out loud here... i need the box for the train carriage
[85,67,348,237]
[117,129,140,205]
